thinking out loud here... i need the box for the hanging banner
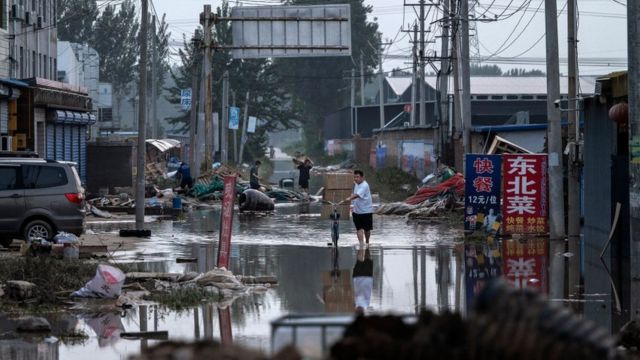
[464,154,502,232]
[217,175,237,268]
[502,238,548,293]
[502,154,548,234]
[247,116,257,133]
[180,88,192,110]
[229,107,240,130]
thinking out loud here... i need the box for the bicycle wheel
[331,221,339,246]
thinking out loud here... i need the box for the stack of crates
[322,172,353,220]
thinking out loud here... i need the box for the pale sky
[151,0,627,76]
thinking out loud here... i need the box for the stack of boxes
[322,172,353,220]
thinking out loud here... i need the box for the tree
[273,0,380,157]
[504,68,545,77]
[165,31,202,133]
[470,63,503,76]
[57,0,98,43]
[147,14,172,99]
[92,0,139,123]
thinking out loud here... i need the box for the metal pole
[189,33,202,179]
[567,0,581,302]
[419,0,427,126]
[201,5,213,169]
[438,0,450,163]
[411,24,418,126]
[151,15,158,139]
[238,92,249,164]
[460,0,471,161]
[221,71,229,163]
[135,0,148,229]
[627,0,640,320]
[360,55,365,106]
[378,34,385,129]
[545,0,566,299]
[351,68,355,135]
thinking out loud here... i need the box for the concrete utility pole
[351,68,356,135]
[544,0,566,300]
[189,31,202,179]
[221,71,229,163]
[460,0,471,163]
[135,0,148,229]
[238,92,249,164]
[411,24,418,126]
[360,55,365,106]
[151,15,158,139]
[627,0,640,320]
[567,0,581,302]
[419,0,427,126]
[378,34,385,129]
[438,0,451,164]
[201,5,214,169]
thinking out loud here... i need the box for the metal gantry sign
[230,4,352,59]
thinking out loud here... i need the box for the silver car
[0,158,85,247]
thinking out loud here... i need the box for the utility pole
[567,0,581,302]
[460,0,471,162]
[221,71,229,163]
[419,0,427,126]
[438,0,450,164]
[200,5,214,169]
[151,15,158,139]
[627,0,640,322]
[378,34,385,129]
[239,92,249,164]
[411,24,418,126]
[360,55,365,106]
[544,0,566,300]
[351,68,356,135]
[189,31,202,179]
[135,0,148,229]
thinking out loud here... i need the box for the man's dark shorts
[352,212,373,231]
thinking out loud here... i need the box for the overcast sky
[152,0,627,76]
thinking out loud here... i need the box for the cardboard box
[324,172,353,190]
[321,203,351,220]
[322,270,354,313]
[323,189,352,204]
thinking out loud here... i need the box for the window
[22,165,67,188]
[491,95,504,100]
[0,167,18,190]
[506,95,519,100]
[476,95,488,100]
[32,50,35,77]
[31,0,35,12]
[43,54,47,78]
[53,0,56,25]
[19,46,23,78]
[537,95,547,100]
[521,95,534,100]
[0,0,7,29]
[42,0,45,22]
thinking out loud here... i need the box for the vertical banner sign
[247,116,257,133]
[464,242,502,310]
[502,154,548,234]
[217,175,236,269]
[180,88,192,110]
[228,107,240,130]
[464,154,502,232]
[502,238,548,293]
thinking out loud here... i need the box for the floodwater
[1,202,502,360]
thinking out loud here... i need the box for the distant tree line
[470,63,545,77]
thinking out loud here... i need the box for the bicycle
[323,200,344,248]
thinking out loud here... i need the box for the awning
[48,109,96,125]
[146,139,181,153]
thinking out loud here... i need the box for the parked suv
[0,158,85,247]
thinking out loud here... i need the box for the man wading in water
[345,169,373,245]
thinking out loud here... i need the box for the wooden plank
[120,331,168,340]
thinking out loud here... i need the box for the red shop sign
[502,238,548,293]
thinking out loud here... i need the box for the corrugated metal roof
[146,139,181,152]
[385,77,413,96]
[418,76,598,95]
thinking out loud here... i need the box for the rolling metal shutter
[54,124,64,160]
[45,123,55,159]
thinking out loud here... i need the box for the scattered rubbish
[130,340,296,360]
[53,231,80,245]
[16,317,52,332]
[90,206,113,218]
[239,189,275,212]
[21,238,53,257]
[119,229,152,238]
[7,280,36,300]
[121,331,169,340]
[176,258,197,263]
[71,264,126,298]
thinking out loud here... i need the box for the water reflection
[353,246,373,315]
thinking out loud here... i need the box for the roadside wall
[370,126,437,179]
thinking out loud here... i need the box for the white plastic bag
[71,264,125,298]
[54,231,79,244]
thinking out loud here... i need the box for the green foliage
[356,164,420,202]
[504,68,546,77]
[92,0,139,97]
[165,31,202,132]
[57,0,98,43]
[145,287,222,311]
[147,14,172,99]
[470,63,503,76]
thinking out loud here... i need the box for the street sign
[230,4,352,59]
[180,88,192,110]
[229,107,240,130]
[217,175,237,269]
[464,154,502,233]
[502,154,548,235]
[247,116,257,133]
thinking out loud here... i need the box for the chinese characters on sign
[502,238,548,293]
[229,107,240,130]
[180,88,192,110]
[464,154,502,232]
[502,154,548,235]
[217,175,237,269]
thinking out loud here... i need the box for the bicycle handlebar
[322,199,346,206]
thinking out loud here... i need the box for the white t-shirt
[353,277,373,309]
[352,180,373,214]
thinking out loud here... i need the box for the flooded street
[8,202,464,360]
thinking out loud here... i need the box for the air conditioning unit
[36,16,42,29]
[11,5,24,20]
[1,136,13,151]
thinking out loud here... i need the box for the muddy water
[3,203,468,360]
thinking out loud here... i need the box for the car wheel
[0,238,12,248]
[23,220,54,241]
